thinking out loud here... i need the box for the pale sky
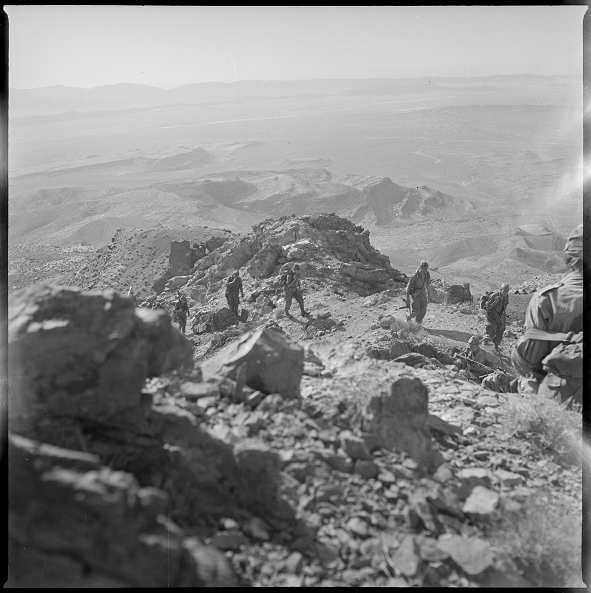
[5,5,587,89]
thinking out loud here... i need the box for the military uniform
[284,268,307,316]
[485,289,509,347]
[458,344,492,377]
[225,274,244,317]
[406,267,431,324]
[512,269,583,405]
[173,294,190,334]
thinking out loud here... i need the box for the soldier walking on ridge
[511,224,583,406]
[225,270,244,318]
[405,261,432,326]
[283,263,309,317]
[173,290,190,334]
[484,282,510,352]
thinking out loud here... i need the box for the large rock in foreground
[8,434,238,588]
[8,284,193,431]
[362,376,444,472]
[202,328,304,400]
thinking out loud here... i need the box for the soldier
[511,224,583,406]
[455,335,493,377]
[405,261,432,326]
[173,290,190,334]
[225,270,244,318]
[127,287,138,307]
[484,282,510,352]
[454,335,513,393]
[283,263,309,317]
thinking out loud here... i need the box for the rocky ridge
[7,213,584,588]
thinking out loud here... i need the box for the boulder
[340,431,373,460]
[205,236,227,253]
[444,283,472,305]
[362,376,443,471]
[202,328,304,400]
[412,341,438,359]
[210,308,239,331]
[436,535,494,576]
[8,285,192,431]
[462,486,499,516]
[165,275,191,291]
[393,352,433,368]
[233,439,282,515]
[169,240,194,276]
[389,339,412,359]
[247,243,283,279]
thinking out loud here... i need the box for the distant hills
[9,169,472,247]
[10,74,579,116]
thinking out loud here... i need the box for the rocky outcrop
[8,285,296,587]
[8,284,193,433]
[206,235,228,253]
[444,283,473,305]
[362,376,444,471]
[193,307,241,334]
[8,433,238,588]
[202,328,304,400]
[247,242,283,279]
[185,213,407,300]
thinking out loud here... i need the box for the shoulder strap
[522,328,583,343]
[538,281,564,295]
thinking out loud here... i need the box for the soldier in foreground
[453,335,514,392]
[511,224,583,406]
[173,291,190,334]
[484,282,510,352]
[454,335,495,377]
[283,263,309,317]
[225,270,244,318]
[405,261,432,326]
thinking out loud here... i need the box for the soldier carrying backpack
[282,263,309,317]
[511,224,583,407]
[484,283,510,353]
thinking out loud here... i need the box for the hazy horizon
[5,6,586,90]
[9,72,582,92]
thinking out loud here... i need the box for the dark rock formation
[8,284,193,433]
[202,328,304,400]
[444,283,473,305]
[362,376,444,471]
[7,285,294,587]
[8,434,238,588]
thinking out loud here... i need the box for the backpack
[542,343,583,379]
[479,293,490,310]
[281,271,291,286]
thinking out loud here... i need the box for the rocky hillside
[71,225,235,302]
[7,213,583,588]
[7,278,583,588]
[7,243,95,293]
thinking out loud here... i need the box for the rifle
[453,353,497,375]
[398,299,411,310]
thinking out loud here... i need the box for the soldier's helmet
[501,283,509,293]
[564,223,583,268]
[468,335,481,345]
[420,261,429,269]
